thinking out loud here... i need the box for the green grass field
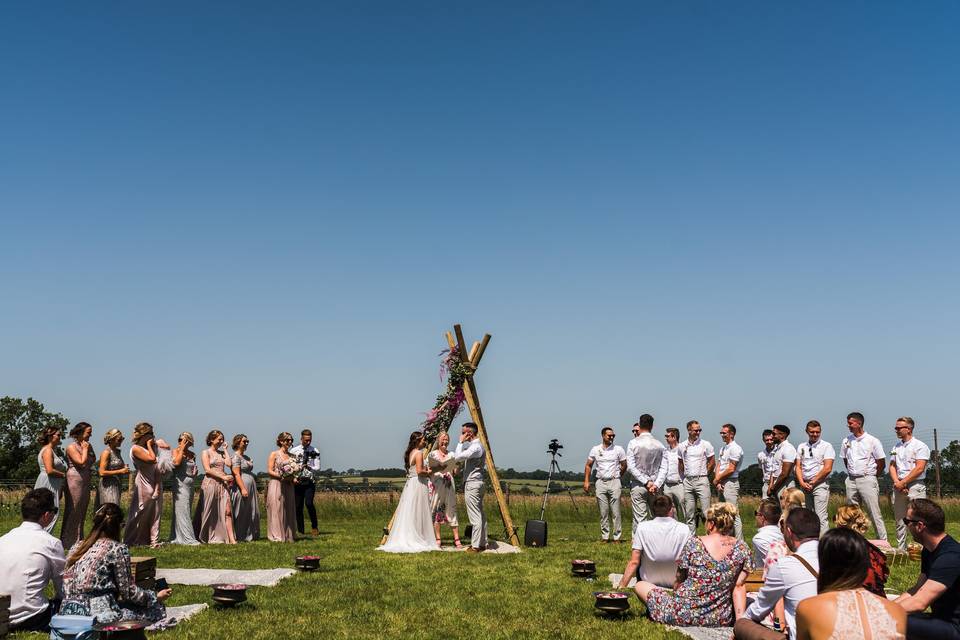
[1,491,953,640]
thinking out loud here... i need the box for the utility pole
[934,428,942,500]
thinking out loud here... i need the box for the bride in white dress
[378,431,440,553]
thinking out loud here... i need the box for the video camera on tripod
[546,439,563,455]
[524,438,582,547]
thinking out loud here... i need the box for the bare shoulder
[797,593,837,636]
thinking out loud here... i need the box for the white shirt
[626,433,667,488]
[797,439,836,482]
[891,437,930,481]
[774,440,798,468]
[757,448,778,482]
[0,521,65,624]
[289,443,321,480]
[664,447,682,484]
[751,524,784,567]
[840,432,885,477]
[632,516,691,587]
[587,443,626,481]
[744,539,820,640]
[718,440,743,480]
[677,438,714,476]
[454,439,485,483]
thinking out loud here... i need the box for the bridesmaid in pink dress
[192,429,237,544]
[123,422,163,547]
[266,431,297,542]
[61,421,95,549]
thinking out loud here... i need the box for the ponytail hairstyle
[403,431,425,468]
[66,502,124,568]
[38,425,62,445]
[69,422,92,439]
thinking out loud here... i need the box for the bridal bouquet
[278,458,302,480]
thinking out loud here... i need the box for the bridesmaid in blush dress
[124,422,163,548]
[34,426,67,534]
[61,421,96,549]
[193,429,237,544]
[266,432,297,542]
[230,433,261,541]
[97,428,129,508]
[169,432,200,545]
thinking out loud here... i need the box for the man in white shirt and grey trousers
[889,416,930,550]
[735,508,821,640]
[715,423,744,540]
[454,421,488,552]
[840,411,888,542]
[678,420,715,534]
[584,425,627,542]
[795,419,835,535]
[625,413,667,535]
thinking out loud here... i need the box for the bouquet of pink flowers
[278,458,302,480]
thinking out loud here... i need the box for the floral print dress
[645,535,753,627]
[60,538,165,624]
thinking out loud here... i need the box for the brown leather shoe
[465,546,481,553]
[311,528,319,536]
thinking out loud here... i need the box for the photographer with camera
[584,427,627,543]
[289,428,321,536]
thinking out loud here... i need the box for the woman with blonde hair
[169,432,199,545]
[123,422,163,547]
[834,504,890,596]
[61,422,96,549]
[59,503,171,625]
[780,487,805,512]
[34,425,67,533]
[192,429,236,544]
[96,428,129,508]
[230,434,261,541]
[637,501,752,626]
[266,432,298,542]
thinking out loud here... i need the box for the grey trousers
[663,481,686,522]
[893,481,927,550]
[683,476,711,534]
[595,478,623,541]
[804,482,830,536]
[761,481,770,500]
[845,475,887,541]
[464,480,487,549]
[720,479,743,540]
[630,484,653,535]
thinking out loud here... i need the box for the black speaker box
[524,519,548,547]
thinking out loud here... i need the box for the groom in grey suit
[454,422,487,552]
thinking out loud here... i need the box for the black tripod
[538,445,582,521]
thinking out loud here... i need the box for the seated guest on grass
[894,498,960,640]
[0,488,65,633]
[833,504,889,597]
[752,498,784,567]
[735,508,821,640]
[616,495,690,589]
[795,527,906,640]
[60,503,171,625]
[636,502,752,627]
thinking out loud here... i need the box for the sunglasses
[902,517,923,526]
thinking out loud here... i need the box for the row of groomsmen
[584,412,929,550]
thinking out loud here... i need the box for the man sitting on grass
[616,494,690,589]
[0,488,66,633]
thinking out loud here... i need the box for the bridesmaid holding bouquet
[266,432,298,542]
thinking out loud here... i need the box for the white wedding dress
[378,458,440,553]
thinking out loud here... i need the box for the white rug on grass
[439,540,520,554]
[156,568,296,586]
[146,603,208,631]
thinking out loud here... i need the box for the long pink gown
[266,454,295,542]
[123,446,162,546]
[192,449,237,544]
[61,444,95,549]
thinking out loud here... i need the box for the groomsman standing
[889,416,930,550]
[455,422,488,552]
[678,420,714,534]
[663,428,686,522]
[583,426,627,543]
[625,414,667,534]
[840,411,888,542]
[757,430,777,499]
[768,424,797,498]
[715,424,744,540]
[795,420,835,534]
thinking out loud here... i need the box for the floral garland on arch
[420,347,474,445]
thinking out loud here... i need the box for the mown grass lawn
[2,492,953,639]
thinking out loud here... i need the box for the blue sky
[2,2,959,471]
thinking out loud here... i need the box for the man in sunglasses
[0,488,65,633]
[895,498,960,639]
[678,420,714,534]
[889,416,930,551]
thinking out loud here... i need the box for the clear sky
[3,2,959,472]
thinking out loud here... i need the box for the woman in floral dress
[60,503,171,625]
[428,432,462,548]
[637,502,752,626]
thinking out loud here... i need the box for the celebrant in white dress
[378,431,440,553]
[428,432,462,548]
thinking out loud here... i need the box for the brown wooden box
[131,556,157,590]
[744,568,765,593]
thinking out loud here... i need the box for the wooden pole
[445,331,521,547]
[934,428,942,500]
